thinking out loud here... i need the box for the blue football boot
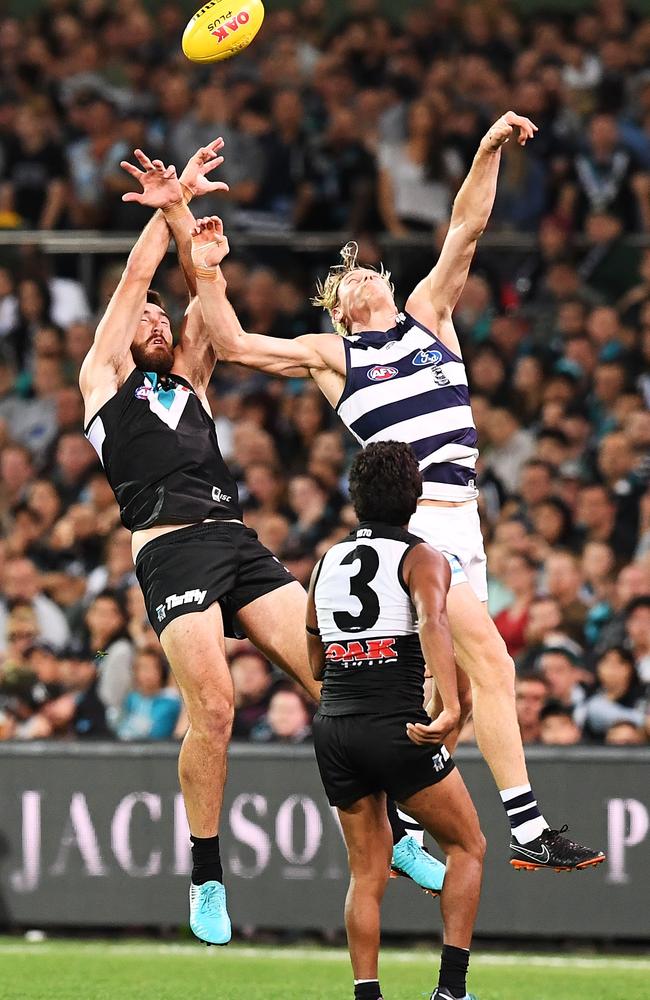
[189,880,231,945]
[391,835,446,896]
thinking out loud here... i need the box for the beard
[131,341,175,375]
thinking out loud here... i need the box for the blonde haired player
[153,112,604,877]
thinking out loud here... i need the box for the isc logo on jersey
[368,366,399,382]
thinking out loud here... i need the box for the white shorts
[408,500,488,603]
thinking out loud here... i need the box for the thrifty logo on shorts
[325,638,397,663]
[155,589,207,622]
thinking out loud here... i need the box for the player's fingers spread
[122,193,142,203]
[134,149,153,170]
[120,161,142,178]
[201,155,225,174]
[207,181,230,193]
[152,160,165,171]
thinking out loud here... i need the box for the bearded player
[188,111,605,873]
[79,142,327,947]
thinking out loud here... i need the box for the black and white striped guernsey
[336,311,478,502]
[314,522,426,716]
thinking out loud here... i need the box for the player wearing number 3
[188,111,604,873]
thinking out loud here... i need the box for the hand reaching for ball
[481,111,538,152]
[191,216,230,272]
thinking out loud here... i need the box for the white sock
[500,784,547,844]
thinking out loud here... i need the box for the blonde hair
[311,241,394,336]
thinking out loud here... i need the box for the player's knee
[188,685,234,738]
[349,864,390,893]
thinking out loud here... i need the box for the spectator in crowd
[231,648,275,740]
[251,685,313,744]
[538,648,588,713]
[605,721,647,746]
[84,591,134,717]
[116,647,180,741]
[0,556,70,653]
[0,103,67,229]
[494,554,539,658]
[515,672,548,744]
[539,703,583,746]
[42,648,112,740]
[544,551,590,643]
[624,596,650,682]
[575,647,647,741]
[377,98,463,234]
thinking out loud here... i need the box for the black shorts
[135,521,295,639]
[312,711,455,809]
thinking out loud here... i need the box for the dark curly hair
[349,442,422,526]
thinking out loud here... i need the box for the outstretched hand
[191,216,230,270]
[482,111,538,151]
[120,150,183,208]
[180,138,230,198]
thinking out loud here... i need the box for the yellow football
[182,0,265,63]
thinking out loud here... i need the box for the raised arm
[406,111,537,354]
[190,216,345,379]
[402,543,459,744]
[79,150,180,413]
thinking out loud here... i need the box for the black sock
[386,798,408,845]
[190,834,223,885]
[354,981,382,1000]
[438,944,470,998]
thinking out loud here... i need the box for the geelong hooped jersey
[314,522,425,717]
[85,369,242,531]
[336,311,479,501]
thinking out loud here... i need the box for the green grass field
[0,940,647,1000]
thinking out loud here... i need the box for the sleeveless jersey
[314,522,425,716]
[336,311,479,502]
[84,369,242,531]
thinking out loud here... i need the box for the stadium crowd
[0,0,648,747]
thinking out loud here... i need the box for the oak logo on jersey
[325,638,397,662]
[412,348,443,367]
[367,365,399,382]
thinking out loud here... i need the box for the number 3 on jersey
[333,545,380,632]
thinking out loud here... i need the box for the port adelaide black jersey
[85,369,242,532]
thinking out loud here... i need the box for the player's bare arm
[117,144,230,394]
[191,216,347,405]
[406,111,537,356]
[402,543,459,744]
[79,141,229,421]
[306,566,325,681]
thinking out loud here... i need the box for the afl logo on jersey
[134,385,152,400]
[412,348,443,367]
[368,365,399,382]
